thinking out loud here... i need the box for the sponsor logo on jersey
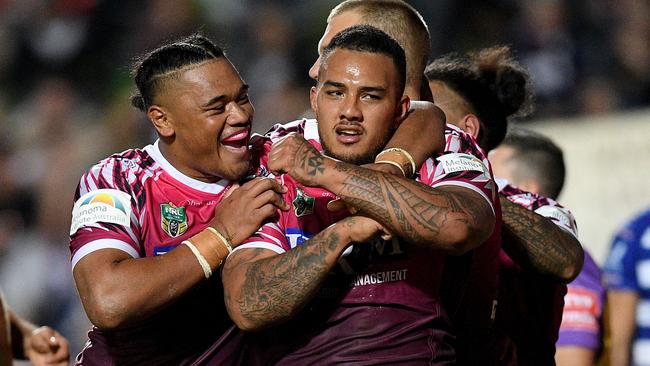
[437,153,487,174]
[70,189,132,235]
[161,203,188,238]
[292,188,315,217]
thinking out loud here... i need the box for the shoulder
[443,124,488,159]
[80,147,156,191]
[264,119,309,142]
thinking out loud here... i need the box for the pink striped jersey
[69,140,242,365]
[495,179,578,365]
[235,119,498,365]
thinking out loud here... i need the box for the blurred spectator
[603,208,650,366]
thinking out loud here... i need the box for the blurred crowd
[0,0,648,356]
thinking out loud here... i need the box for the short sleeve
[69,158,143,270]
[418,126,496,212]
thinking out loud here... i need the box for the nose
[340,94,362,122]
[227,101,252,126]
[308,58,320,81]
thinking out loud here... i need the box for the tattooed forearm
[499,196,584,282]
[333,161,492,251]
[297,143,325,177]
[228,227,344,330]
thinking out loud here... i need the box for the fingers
[327,199,346,212]
[47,332,70,364]
[240,177,287,196]
[327,199,358,214]
[253,189,290,211]
[223,183,240,199]
[30,327,54,353]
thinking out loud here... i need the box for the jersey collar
[145,140,231,195]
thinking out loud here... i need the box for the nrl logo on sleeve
[70,189,132,235]
[293,188,315,217]
[161,203,188,238]
[436,153,487,174]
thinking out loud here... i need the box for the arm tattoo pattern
[232,228,343,328]
[297,143,325,177]
[334,162,490,248]
[500,196,583,281]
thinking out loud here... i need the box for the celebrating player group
[68,1,594,365]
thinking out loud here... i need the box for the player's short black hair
[501,127,565,199]
[425,46,534,152]
[130,33,225,111]
[321,24,407,93]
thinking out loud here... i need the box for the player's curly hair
[425,46,534,152]
[130,33,225,112]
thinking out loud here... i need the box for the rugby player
[425,47,585,364]
[68,34,291,365]
[222,24,497,364]
[491,128,605,366]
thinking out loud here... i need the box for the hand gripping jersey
[69,141,242,366]
[496,179,580,365]
[233,119,498,365]
[604,208,650,366]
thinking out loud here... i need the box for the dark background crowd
[0,0,648,357]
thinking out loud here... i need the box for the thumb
[224,183,240,199]
[327,199,346,213]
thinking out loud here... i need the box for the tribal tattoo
[499,196,584,282]
[223,225,346,329]
[333,162,492,250]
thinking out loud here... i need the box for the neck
[404,83,421,101]
[157,140,218,184]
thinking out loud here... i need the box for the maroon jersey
[495,179,578,365]
[230,119,497,365]
[69,141,242,365]
[436,130,503,366]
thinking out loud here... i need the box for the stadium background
[0,0,648,358]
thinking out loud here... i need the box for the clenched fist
[267,133,332,187]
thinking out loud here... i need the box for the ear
[460,114,481,140]
[395,95,410,127]
[148,105,174,138]
[309,86,319,116]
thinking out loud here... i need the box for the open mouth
[335,124,363,144]
[221,130,250,153]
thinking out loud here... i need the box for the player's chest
[140,184,223,256]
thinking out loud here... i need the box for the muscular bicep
[72,248,135,325]
[433,185,495,254]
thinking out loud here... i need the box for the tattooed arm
[499,195,584,282]
[222,216,385,331]
[268,135,494,254]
